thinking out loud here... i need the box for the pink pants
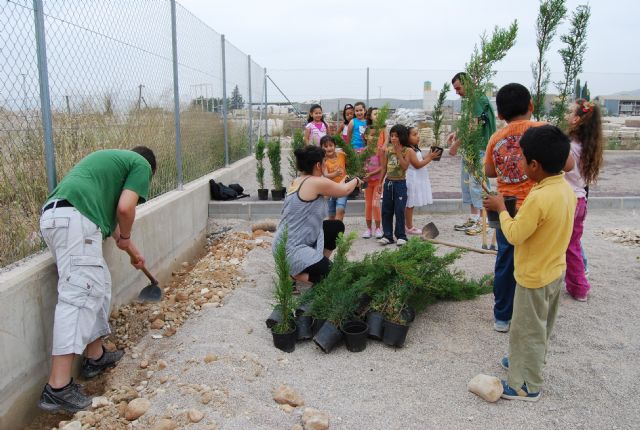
[565,197,590,299]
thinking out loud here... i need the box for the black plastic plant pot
[296,315,314,341]
[431,146,444,161]
[295,302,312,318]
[257,189,269,200]
[272,325,297,353]
[382,320,409,348]
[312,318,326,336]
[347,187,360,200]
[271,189,285,201]
[366,311,385,340]
[341,320,368,353]
[504,195,517,217]
[401,307,416,324]
[313,321,343,353]
[265,309,282,329]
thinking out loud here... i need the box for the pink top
[564,140,587,199]
[305,121,327,146]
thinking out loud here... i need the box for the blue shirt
[351,118,367,150]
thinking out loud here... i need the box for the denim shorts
[327,196,348,216]
[460,153,489,209]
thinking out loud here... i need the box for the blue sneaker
[494,319,510,332]
[500,380,541,402]
[500,356,509,370]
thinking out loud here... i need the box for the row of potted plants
[255,136,286,201]
[267,232,493,354]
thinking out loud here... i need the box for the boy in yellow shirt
[484,125,576,401]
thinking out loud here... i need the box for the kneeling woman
[272,145,361,284]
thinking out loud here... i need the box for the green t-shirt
[48,149,152,239]
[473,94,496,149]
[385,145,410,179]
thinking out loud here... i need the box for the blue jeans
[460,153,488,209]
[494,227,515,322]
[381,179,407,242]
[327,196,348,216]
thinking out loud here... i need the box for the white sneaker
[374,228,383,238]
[362,229,372,239]
[378,237,391,246]
[396,238,407,247]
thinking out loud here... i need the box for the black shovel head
[421,222,440,240]
[138,282,162,302]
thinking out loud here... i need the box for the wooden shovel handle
[424,238,497,255]
[125,248,158,284]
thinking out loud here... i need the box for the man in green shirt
[448,72,496,235]
[38,146,156,413]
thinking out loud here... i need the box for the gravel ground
[40,209,638,430]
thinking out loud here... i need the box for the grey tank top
[272,177,328,275]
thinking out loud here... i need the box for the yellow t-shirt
[385,145,409,179]
[324,152,347,183]
[499,174,576,288]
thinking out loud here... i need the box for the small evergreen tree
[255,137,266,189]
[272,227,295,334]
[267,138,284,191]
[229,85,245,110]
[288,129,305,180]
[432,83,450,147]
[550,4,591,128]
[531,0,567,120]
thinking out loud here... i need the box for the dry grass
[0,106,249,268]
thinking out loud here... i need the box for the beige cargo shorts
[40,202,112,355]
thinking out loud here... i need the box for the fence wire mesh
[0,0,262,268]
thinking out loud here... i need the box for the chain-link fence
[0,0,264,268]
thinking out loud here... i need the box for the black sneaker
[38,381,91,413]
[80,347,125,378]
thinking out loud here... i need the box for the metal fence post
[170,0,183,189]
[366,67,370,107]
[263,67,268,140]
[33,0,56,192]
[221,34,229,166]
[247,55,252,154]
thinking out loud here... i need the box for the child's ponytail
[567,99,604,185]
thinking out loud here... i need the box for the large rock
[152,419,177,430]
[302,407,329,430]
[273,385,304,407]
[125,397,151,421]
[187,408,205,423]
[467,374,503,402]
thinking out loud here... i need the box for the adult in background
[38,146,156,413]
[273,145,361,286]
[448,72,496,235]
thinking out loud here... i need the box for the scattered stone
[91,396,111,409]
[280,404,295,413]
[140,360,149,369]
[152,418,177,430]
[163,327,177,337]
[176,291,189,302]
[251,221,277,232]
[151,319,165,329]
[204,353,218,364]
[181,261,189,268]
[187,408,205,423]
[159,375,169,384]
[125,397,151,421]
[302,407,329,430]
[157,359,168,370]
[273,385,304,407]
[152,334,164,339]
[201,392,213,404]
[60,421,82,430]
[467,374,503,403]
[291,425,304,430]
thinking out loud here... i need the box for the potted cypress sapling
[255,137,268,200]
[288,129,305,183]
[270,226,297,352]
[431,83,450,161]
[267,138,285,200]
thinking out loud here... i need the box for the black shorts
[323,219,345,251]
[304,256,331,284]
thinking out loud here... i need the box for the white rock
[125,397,151,421]
[467,374,503,402]
[273,385,304,407]
[302,407,329,430]
[61,421,82,430]
[91,396,112,409]
[187,408,205,423]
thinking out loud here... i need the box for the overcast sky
[177,0,640,101]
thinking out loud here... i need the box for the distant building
[595,93,640,116]
[422,81,438,113]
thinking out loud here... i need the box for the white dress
[406,150,433,208]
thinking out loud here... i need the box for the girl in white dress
[404,126,436,234]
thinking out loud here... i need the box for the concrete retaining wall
[0,156,253,429]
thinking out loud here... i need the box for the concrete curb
[209,196,640,220]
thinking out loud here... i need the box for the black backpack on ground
[209,180,249,201]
